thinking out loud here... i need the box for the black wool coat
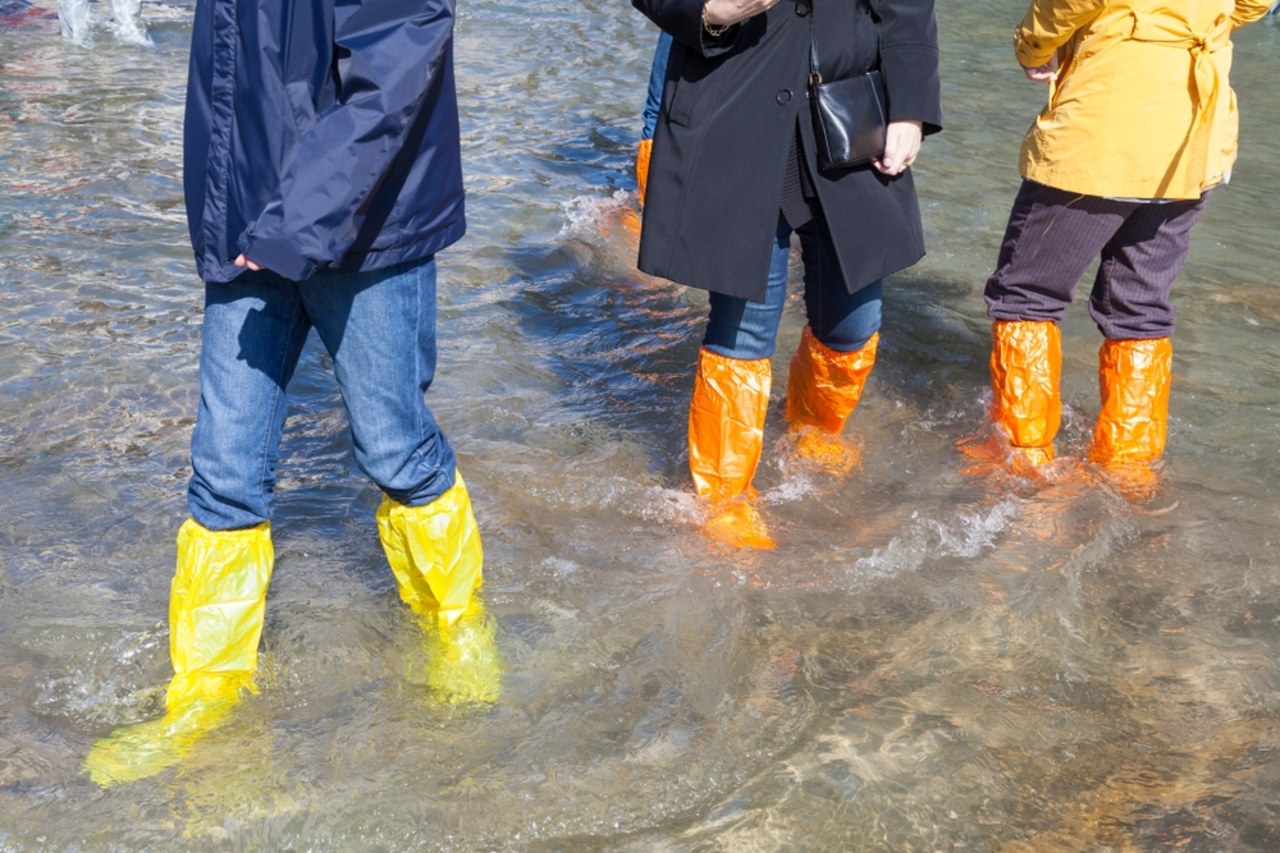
[632,0,942,302]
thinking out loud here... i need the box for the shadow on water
[2,1,1280,850]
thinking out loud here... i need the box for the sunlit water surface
[2,1,1279,849]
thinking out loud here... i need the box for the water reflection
[1,2,1279,850]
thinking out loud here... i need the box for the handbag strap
[807,2,822,86]
[808,4,881,85]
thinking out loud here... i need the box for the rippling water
[2,1,1279,849]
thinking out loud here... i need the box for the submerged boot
[785,326,879,475]
[377,474,496,703]
[84,520,273,786]
[635,138,653,209]
[420,599,501,706]
[989,320,1062,470]
[1089,337,1172,471]
[688,348,775,549]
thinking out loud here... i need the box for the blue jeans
[703,214,883,359]
[641,31,672,141]
[188,258,457,530]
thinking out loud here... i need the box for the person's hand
[234,254,263,271]
[1022,53,1058,83]
[872,120,923,177]
[702,0,780,28]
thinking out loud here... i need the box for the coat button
[796,1,810,15]
[776,89,793,105]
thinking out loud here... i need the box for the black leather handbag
[807,4,887,171]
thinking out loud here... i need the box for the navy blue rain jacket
[184,0,465,284]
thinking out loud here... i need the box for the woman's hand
[872,120,923,177]
[702,0,781,28]
[1013,27,1058,82]
[1022,53,1058,82]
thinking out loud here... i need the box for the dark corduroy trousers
[984,179,1208,339]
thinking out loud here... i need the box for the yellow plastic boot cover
[786,327,878,473]
[1090,337,1172,466]
[377,472,484,629]
[635,138,653,209]
[84,519,273,786]
[688,348,775,549]
[990,320,1062,466]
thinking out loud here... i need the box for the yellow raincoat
[1014,0,1273,199]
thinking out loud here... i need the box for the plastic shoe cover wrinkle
[377,473,483,629]
[786,327,878,433]
[1090,337,1172,466]
[636,138,653,209]
[990,320,1062,465]
[688,348,772,503]
[166,519,273,707]
[688,349,775,549]
[84,519,273,787]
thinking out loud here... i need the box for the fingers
[1021,53,1058,83]
[1022,63,1057,82]
[707,0,780,27]
[872,122,923,176]
[741,0,781,21]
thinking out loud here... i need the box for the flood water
[2,1,1279,849]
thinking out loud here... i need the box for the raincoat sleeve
[631,0,741,56]
[1231,0,1273,27]
[239,0,455,281]
[870,0,943,133]
[1013,0,1103,68]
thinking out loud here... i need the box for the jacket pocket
[665,44,693,126]
[665,45,722,127]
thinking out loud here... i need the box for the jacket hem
[196,216,467,284]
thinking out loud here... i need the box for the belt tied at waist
[1126,10,1232,186]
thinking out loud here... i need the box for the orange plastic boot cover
[786,327,879,433]
[990,320,1062,465]
[688,348,772,503]
[636,139,653,209]
[1090,337,1172,466]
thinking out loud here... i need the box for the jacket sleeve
[240,0,455,281]
[631,0,740,56]
[1231,0,1273,28]
[870,0,943,133]
[1014,0,1103,67]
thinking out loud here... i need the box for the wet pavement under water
[2,1,1280,849]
